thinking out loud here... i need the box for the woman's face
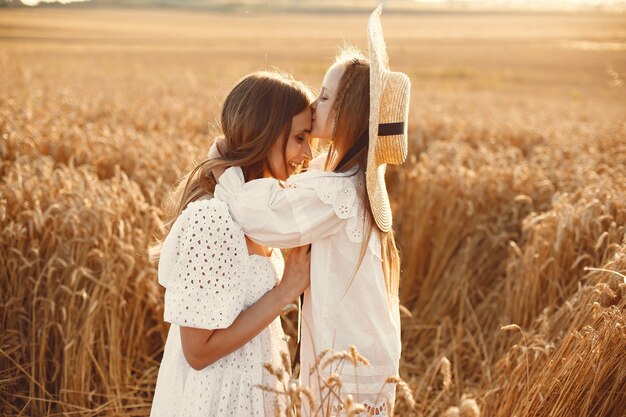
[266,107,313,181]
[311,63,345,141]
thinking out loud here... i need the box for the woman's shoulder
[166,197,246,250]
[177,197,232,224]
[158,196,250,284]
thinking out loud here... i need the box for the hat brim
[366,5,393,233]
[365,5,411,233]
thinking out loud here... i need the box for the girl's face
[266,107,313,181]
[311,63,345,141]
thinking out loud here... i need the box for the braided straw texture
[366,5,411,232]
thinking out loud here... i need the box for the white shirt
[215,164,401,414]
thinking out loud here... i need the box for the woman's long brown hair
[151,71,313,260]
[325,48,401,304]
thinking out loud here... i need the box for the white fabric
[151,198,288,417]
[215,161,401,414]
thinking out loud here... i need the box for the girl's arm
[180,245,310,370]
[214,166,359,248]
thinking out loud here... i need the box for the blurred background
[1,0,625,416]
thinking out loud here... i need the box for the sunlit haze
[21,0,90,5]
[19,0,626,7]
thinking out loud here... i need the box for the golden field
[1,7,625,416]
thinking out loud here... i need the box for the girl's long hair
[324,47,401,304]
[151,71,314,260]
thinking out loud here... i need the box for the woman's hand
[278,245,311,303]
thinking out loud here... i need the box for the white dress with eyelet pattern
[150,198,288,417]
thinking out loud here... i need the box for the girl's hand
[278,245,311,302]
[181,244,310,370]
[207,140,227,181]
[206,139,224,160]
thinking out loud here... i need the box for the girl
[150,71,316,417]
[213,6,411,415]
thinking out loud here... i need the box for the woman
[150,70,316,417]
[214,6,411,415]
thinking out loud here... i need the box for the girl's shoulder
[286,165,362,190]
[286,167,364,209]
[307,151,327,171]
[288,168,372,244]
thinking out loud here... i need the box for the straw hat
[366,5,411,233]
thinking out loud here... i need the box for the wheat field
[1,6,625,417]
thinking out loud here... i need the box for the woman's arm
[179,245,310,370]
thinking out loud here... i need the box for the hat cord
[335,122,405,171]
[335,129,369,171]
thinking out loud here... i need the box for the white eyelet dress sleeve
[151,198,289,417]
[215,166,402,417]
[158,199,248,329]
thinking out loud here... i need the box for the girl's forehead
[323,63,346,92]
